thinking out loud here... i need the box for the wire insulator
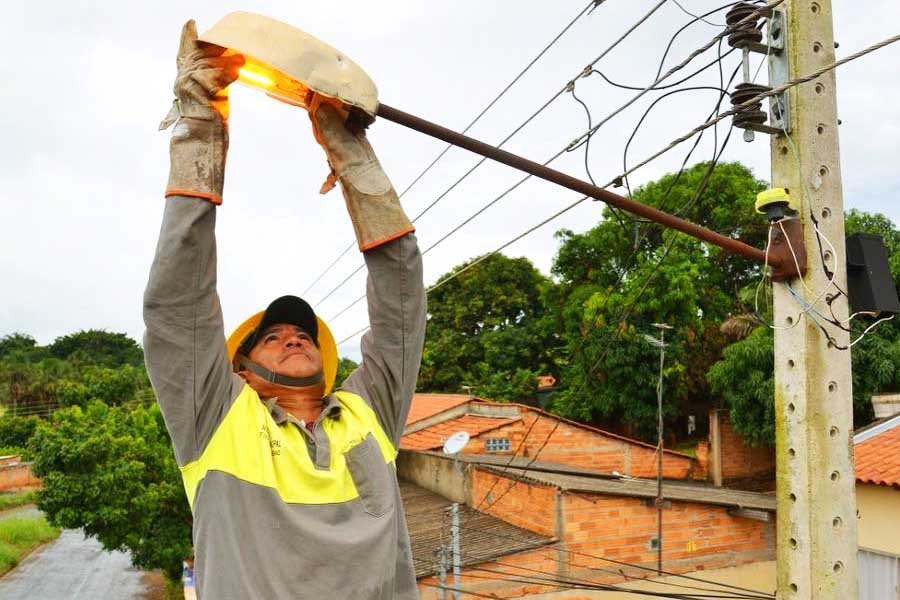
[731,82,770,129]
[725,2,763,49]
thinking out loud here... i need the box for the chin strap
[235,355,324,388]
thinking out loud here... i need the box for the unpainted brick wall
[0,461,41,491]
[713,410,775,481]
[471,467,558,537]
[561,491,774,579]
[425,468,775,599]
[469,410,695,479]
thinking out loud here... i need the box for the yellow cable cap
[755,187,798,215]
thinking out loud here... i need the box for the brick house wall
[417,467,775,599]
[466,409,695,479]
[709,409,775,485]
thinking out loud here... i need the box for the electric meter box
[846,233,900,316]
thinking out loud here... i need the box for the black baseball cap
[237,295,319,356]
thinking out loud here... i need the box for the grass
[0,516,60,575]
[0,490,37,512]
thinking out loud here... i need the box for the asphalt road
[0,524,148,600]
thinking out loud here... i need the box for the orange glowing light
[238,67,275,89]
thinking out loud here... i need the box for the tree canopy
[417,162,898,444]
[418,253,557,401]
[30,401,191,581]
[707,208,900,445]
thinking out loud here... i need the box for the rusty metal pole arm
[376,103,803,280]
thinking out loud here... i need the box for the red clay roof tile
[400,414,519,451]
[855,422,900,488]
[406,394,472,426]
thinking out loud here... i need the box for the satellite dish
[443,431,470,455]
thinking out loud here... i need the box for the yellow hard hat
[226,296,339,396]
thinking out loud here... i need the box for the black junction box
[846,233,900,316]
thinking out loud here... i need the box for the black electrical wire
[314,1,733,310]
[458,565,768,599]
[467,119,736,528]
[300,1,597,297]
[453,533,774,599]
[590,47,737,92]
[479,115,736,513]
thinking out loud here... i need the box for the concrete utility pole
[770,2,858,598]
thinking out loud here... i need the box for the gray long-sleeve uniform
[143,195,426,599]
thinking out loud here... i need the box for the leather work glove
[310,99,414,252]
[160,20,244,205]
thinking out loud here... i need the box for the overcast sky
[2,1,898,361]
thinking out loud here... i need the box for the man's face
[247,323,322,378]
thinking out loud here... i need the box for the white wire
[849,315,896,347]
[779,127,840,309]
[787,283,895,348]
[755,223,803,331]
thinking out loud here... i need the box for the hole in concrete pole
[830,426,839,438]
[813,42,823,53]
[788,403,795,413]
[817,123,826,135]
[833,561,843,573]
[790,493,797,502]
[788,359,795,368]
[790,538,798,548]
[819,165,830,177]
[790,583,798,593]
[830,471,840,482]
[789,448,796,457]
[815,83,825,94]
[786,316,794,326]
[821,207,831,219]
[810,2,820,13]
[833,516,842,528]
[828,381,837,392]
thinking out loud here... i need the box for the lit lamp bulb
[238,66,275,89]
[234,60,311,108]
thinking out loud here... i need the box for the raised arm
[143,21,244,466]
[311,103,426,447]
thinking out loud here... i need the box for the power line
[457,74,737,539]
[601,30,900,184]
[325,9,749,318]
[448,499,775,598]
[471,108,735,524]
[333,86,735,345]
[310,0,672,308]
[300,0,600,298]
[456,565,768,599]
[566,0,784,150]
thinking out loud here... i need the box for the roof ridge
[854,412,900,444]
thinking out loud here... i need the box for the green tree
[419,253,557,401]
[706,209,900,446]
[335,357,359,388]
[48,330,144,367]
[0,415,41,455]
[0,333,39,360]
[550,162,768,439]
[55,365,147,408]
[30,401,191,582]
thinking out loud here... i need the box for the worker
[144,21,426,599]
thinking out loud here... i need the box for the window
[485,438,511,452]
